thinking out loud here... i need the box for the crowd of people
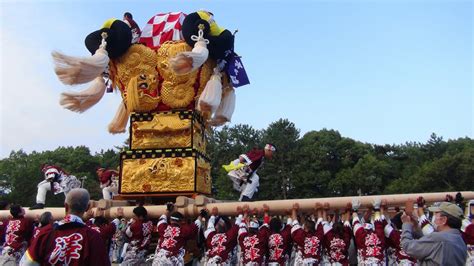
[0,189,471,265]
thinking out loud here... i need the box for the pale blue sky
[0,0,472,158]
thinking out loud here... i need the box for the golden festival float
[50,11,246,200]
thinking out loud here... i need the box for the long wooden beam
[0,191,471,220]
[205,191,474,216]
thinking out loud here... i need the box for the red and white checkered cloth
[139,12,186,49]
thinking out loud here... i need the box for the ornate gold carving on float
[192,123,207,153]
[111,44,161,112]
[119,148,211,194]
[121,157,195,193]
[130,111,207,154]
[113,44,158,93]
[196,157,211,194]
[126,73,160,112]
[51,12,249,198]
[108,41,216,113]
[110,41,220,196]
[157,41,215,109]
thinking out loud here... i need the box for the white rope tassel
[198,67,222,113]
[108,101,129,134]
[170,27,209,75]
[209,86,235,126]
[59,76,106,113]
[52,33,110,85]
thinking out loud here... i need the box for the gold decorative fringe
[126,77,140,112]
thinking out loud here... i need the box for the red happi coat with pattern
[32,224,51,240]
[418,214,435,235]
[33,226,41,239]
[463,222,474,244]
[25,215,110,266]
[353,216,386,264]
[291,220,325,263]
[323,221,352,265]
[384,224,417,265]
[4,216,33,251]
[205,224,239,262]
[89,222,116,247]
[462,220,474,263]
[267,224,292,265]
[238,224,270,265]
[242,149,266,172]
[0,219,7,246]
[128,219,153,250]
[157,219,198,257]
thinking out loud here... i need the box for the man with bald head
[20,188,110,266]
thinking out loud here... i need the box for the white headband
[45,168,60,175]
[170,216,181,221]
[249,221,259,229]
[264,144,276,152]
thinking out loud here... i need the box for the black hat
[181,12,234,61]
[208,29,234,62]
[182,13,210,48]
[0,200,9,210]
[85,19,132,59]
[133,206,148,218]
[10,204,23,218]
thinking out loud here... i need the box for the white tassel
[52,33,109,85]
[209,87,235,126]
[59,77,106,113]
[198,68,222,113]
[108,101,129,134]
[170,28,209,75]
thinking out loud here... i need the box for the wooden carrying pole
[205,191,474,216]
[0,191,472,220]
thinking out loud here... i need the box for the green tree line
[0,147,119,207]
[0,118,472,206]
[208,119,473,200]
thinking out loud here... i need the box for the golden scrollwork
[161,80,196,108]
[110,41,217,113]
[156,41,216,109]
[126,73,160,112]
[121,157,196,193]
[135,113,190,132]
[131,130,192,149]
[195,157,211,194]
[111,44,161,112]
[193,123,207,153]
[157,41,197,108]
[131,112,196,149]
[113,44,158,93]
